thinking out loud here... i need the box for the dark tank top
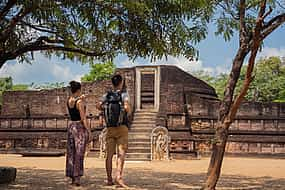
[67,98,81,121]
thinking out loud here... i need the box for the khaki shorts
[106,125,128,157]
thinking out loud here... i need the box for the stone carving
[99,127,107,159]
[151,126,170,160]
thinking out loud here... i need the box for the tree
[31,82,65,90]
[0,0,215,68]
[0,77,29,105]
[0,77,13,92]
[239,56,285,102]
[204,1,285,189]
[81,61,115,82]
[193,71,229,99]
[195,56,285,102]
[0,77,12,105]
[11,84,29,91]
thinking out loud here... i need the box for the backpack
[103,91,128,127]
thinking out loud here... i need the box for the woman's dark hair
[69,80,81,93]
[111,74,123,87]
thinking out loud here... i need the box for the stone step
[128,133,150,139]
[126,153,151,159]
[141,92,155,96]
[128,147,150,153]
[141,97,155,102]
[131,125,155,129]
[134,112,157,115]
[131,121,156,125]
[128,145,150,149]
[128,145,150,150]
[129,128,153,133]
[125,158,150,162]
[128,141,150,146]
[133,115,156,119]
[128,138,150,143]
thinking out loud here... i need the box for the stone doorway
[140,73,155,109]
[135,67,160,111]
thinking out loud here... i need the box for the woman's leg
[73,125,88,184]
[66,125,75,180]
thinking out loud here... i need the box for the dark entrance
[140,73,155,109]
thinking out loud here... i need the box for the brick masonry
[1,65,285,158]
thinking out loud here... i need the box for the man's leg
[105,133,116,185]
[115,126,128,188]
[116,144,127,180]
[105,153,114,185]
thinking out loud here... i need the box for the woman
[66,81,89,186]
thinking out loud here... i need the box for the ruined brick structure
[0,65,285,159]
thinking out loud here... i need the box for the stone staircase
[126,110,157,161]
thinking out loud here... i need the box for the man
[97,74,130,188]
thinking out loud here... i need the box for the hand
[80,94,87,100]
[96,102,103,110]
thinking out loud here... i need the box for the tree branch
[261,13,285,40]
[261,6,272,20]
[5,37,108,61]
[20,21,59,34]
[276,0,285,10]
[239,0,247,45]
[0,6,33,42]
[226,0,267,123]
[0,0,17,20]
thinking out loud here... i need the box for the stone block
[0,167,17,184]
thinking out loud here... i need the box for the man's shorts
[106,125,128,156]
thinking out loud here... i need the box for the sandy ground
[0,154,285,190]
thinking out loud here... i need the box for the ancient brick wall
[167,93,285,158]
[1,65,285,158]
[159,65,217,115]
[0,68,136,154]
[1,88,70,117]
[1,68,136,117]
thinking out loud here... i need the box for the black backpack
[103,91,128,127]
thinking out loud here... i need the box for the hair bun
[69,80,76,87]
[69,80,81,93]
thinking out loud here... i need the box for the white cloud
[257,47,285,58]
[0,53,86,84]
[117,55,230,75]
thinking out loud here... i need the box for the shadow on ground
[0,167,285,190]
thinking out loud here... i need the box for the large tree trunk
[202,45,249,190]
[203,123,229,190]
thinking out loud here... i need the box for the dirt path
[0,154,284,190]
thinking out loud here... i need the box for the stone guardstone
[0,167,17,184]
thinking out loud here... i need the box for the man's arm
[96,93,107,111]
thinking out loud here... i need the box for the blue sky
[0,23,284,84]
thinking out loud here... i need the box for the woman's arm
[77,100,89,129]
[124,100,131,115]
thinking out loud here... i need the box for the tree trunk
[202,46,249,190]
[203,123,229,190]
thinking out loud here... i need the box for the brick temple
[1,65,285,160]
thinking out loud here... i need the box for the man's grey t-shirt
[101,90,129,104]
